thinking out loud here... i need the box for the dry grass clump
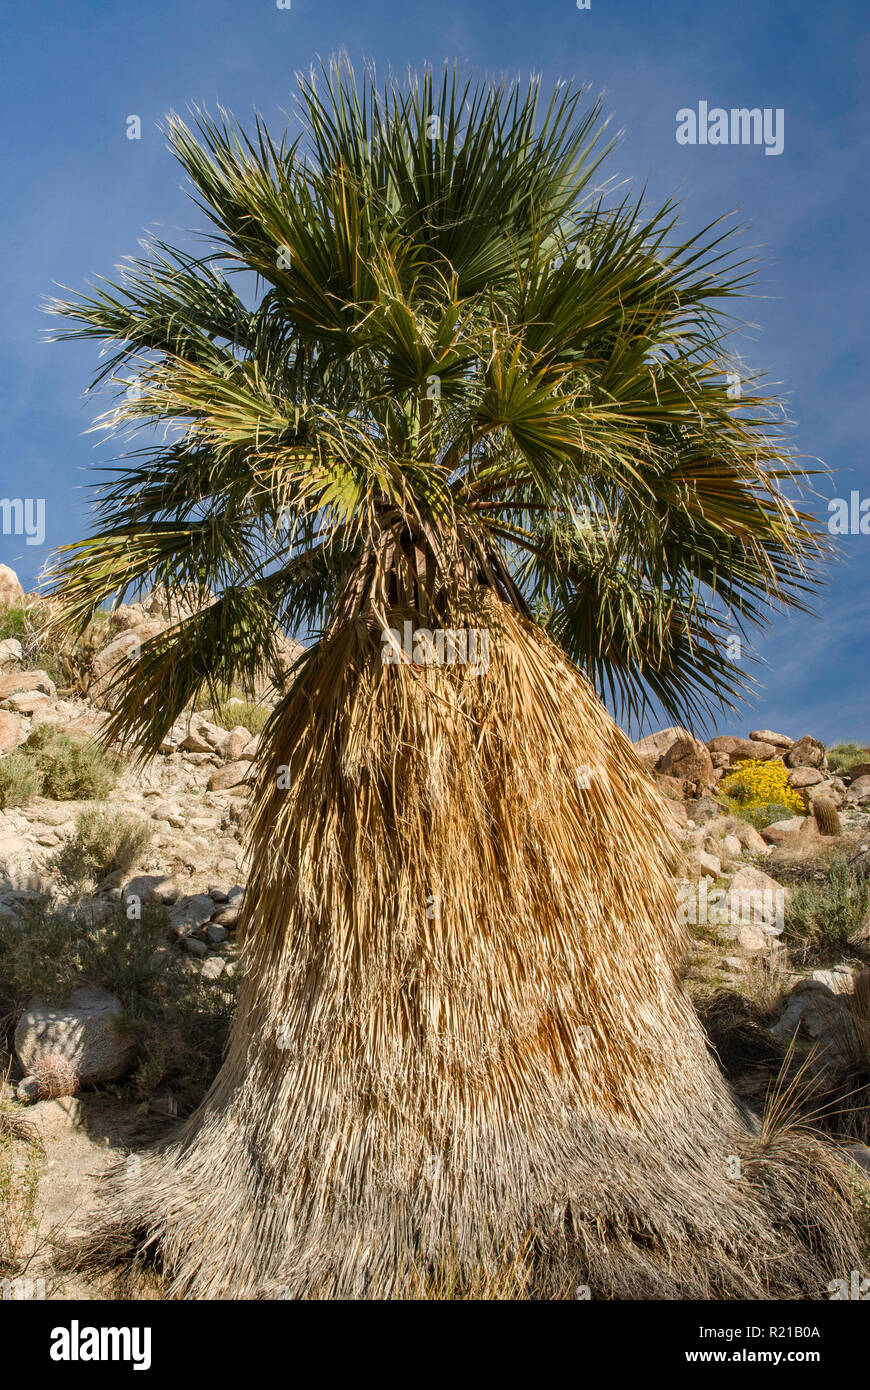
[696,988,786,1080]
[0,1100,43,1274]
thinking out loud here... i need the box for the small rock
[784,735,826,770]
[788,766,823,788]
[219,726,251,761]
[0,637,23,668]
[183,937,208,957]
[208,761,251,792]
[761,816,806,846]
[845,776,870,805]
[0,564,25,609]
[2,690,49,714]
[736,923,772,954]
[170,894,217,934]
[206,924,228,945]
[16,1076,40,1103]
[721,955,748,971]
[749,729,793,749]
[685,795,724,826]
[771,982,850,1057]
[211,904,240,928]
[722,833,742,859]
[122,874,167,906]
[726,865,786,933]
[152,876,180,905]
[696,850,721,876]
[200,956,226,979]
[179,717,225,754]
[0,668,56,701]
[0,709,26,754]
[706,736,776,763]
[731,822,770,855]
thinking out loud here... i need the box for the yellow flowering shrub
[719,758,805,827]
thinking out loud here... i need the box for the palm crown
[48,60,823,748]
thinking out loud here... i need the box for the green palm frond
[45,57,826,744]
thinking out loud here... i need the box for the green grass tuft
[210,700,270,736]
[827,742,869,775]
[784,851,870,961]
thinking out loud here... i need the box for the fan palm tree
[47,60,860,1298]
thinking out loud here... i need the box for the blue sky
[1,0,867,741]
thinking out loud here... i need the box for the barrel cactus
[812,796,841,837]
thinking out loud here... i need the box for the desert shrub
[719,759,805,826]
[0,753,42,810]
[210,700,270,736]
[51,808,152,890]
[827,742,869,776]
[0,899,236,1112]
[784,852,870,961]
[20,726,119,802]
[0,897,170,1011]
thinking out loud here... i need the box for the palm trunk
[80,593,860,1298]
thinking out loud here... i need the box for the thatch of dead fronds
[66,599,864,1298]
